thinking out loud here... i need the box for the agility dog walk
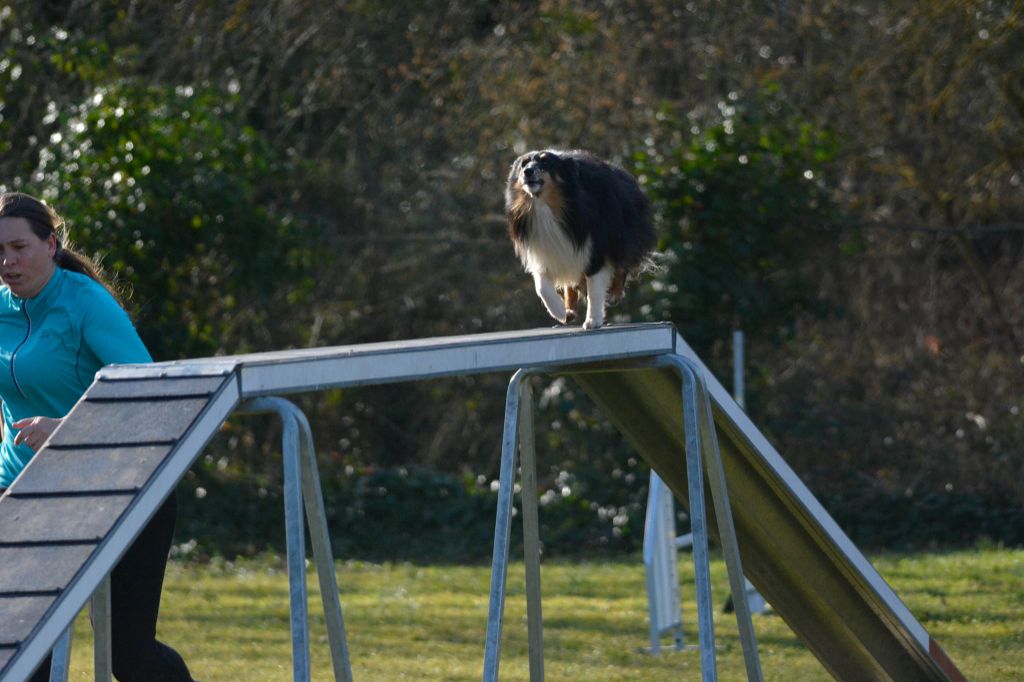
[0,324,965,681]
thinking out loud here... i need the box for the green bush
[175,460,654,563]
[634,91,839,363]
[31,80,314,359]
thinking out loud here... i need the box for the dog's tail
[631,250,667,280]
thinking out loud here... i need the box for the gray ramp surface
[0,324,966,681]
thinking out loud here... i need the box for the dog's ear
[507,155,524,184]
[556,154,580,185]
[508,155,525,184]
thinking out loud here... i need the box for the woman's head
[0,191,118,300]
[0,193,60,298]
[0,192,63,242]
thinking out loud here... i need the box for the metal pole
[695,368,764,682]
[482,369,530,681]
[295,408,354,682]
[732,331,767,623]
[48,626,73,682]
[240,399,310,681]
[677,361,718,681]
[518,377,545,681]
[732,330,745,410]
[92,574,112,682]
[660,354,764,682]
[239,397,354,682]
[643,478,663,656]
[281,408,312,682]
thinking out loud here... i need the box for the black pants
[30,492,195,682]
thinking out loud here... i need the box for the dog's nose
[524,165,540,179]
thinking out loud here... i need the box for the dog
[505,149,656,329]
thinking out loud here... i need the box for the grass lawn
[61,546,1022,680]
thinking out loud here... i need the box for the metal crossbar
[482,357,764,682]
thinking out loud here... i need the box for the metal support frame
[482,356,764,682]
[482,368,544,682]
[92,576,112,682]
[239,398,353,682]
[45,399,353,682]
[47,579,113,682]
[659,354,764,682]
[43,556,128,682]
[48,626,72,682]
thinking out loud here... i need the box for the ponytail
[54,242,126,305]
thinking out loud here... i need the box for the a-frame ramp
[0,367,239,680]
[0,323,965,681]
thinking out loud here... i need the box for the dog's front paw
[582,318,602,330]
[565,309,577,323]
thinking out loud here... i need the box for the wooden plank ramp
[0,370,240,680]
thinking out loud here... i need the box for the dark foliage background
[2,1,1022,560]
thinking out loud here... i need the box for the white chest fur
[519,201,592,286]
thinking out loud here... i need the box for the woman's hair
[0,192,122,302]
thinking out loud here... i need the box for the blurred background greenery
[2,0,1022,560]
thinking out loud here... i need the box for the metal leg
[295,408,354,682]
[279,407,312,682]
[656,354,764,682]
[92,574,112,682]
[693,371,764,682]
[240,397,356,682]
[643,475,661,656]
[483,366,548,679]
[49,624,73,682]
[482,369,530,682]
[678,364,718,682]
[518,378,545,682]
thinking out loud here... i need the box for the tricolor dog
[505,149,656,329]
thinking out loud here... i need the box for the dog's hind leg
[607,267,627,305]
[533,272,568,324]
[583,266,613,329]
[562,283,581,323]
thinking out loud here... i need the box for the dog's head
[508,150,577,198]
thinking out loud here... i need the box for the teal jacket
[0,267,151,486]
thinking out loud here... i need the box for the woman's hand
[12,416,63,451]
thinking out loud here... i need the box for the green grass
[62,547,1022,680]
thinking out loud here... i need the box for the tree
[31,81,313,360]
[635,91,839,361]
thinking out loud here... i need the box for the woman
[0,192,197,682]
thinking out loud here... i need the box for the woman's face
[0,217,57,298]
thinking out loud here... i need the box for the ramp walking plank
[0,596,57,645]
[0,546,97,593]
[9,445,174,494]
[0,496,134,544]
[48,398,212,446]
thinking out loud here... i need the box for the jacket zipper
[10,301,30,399]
